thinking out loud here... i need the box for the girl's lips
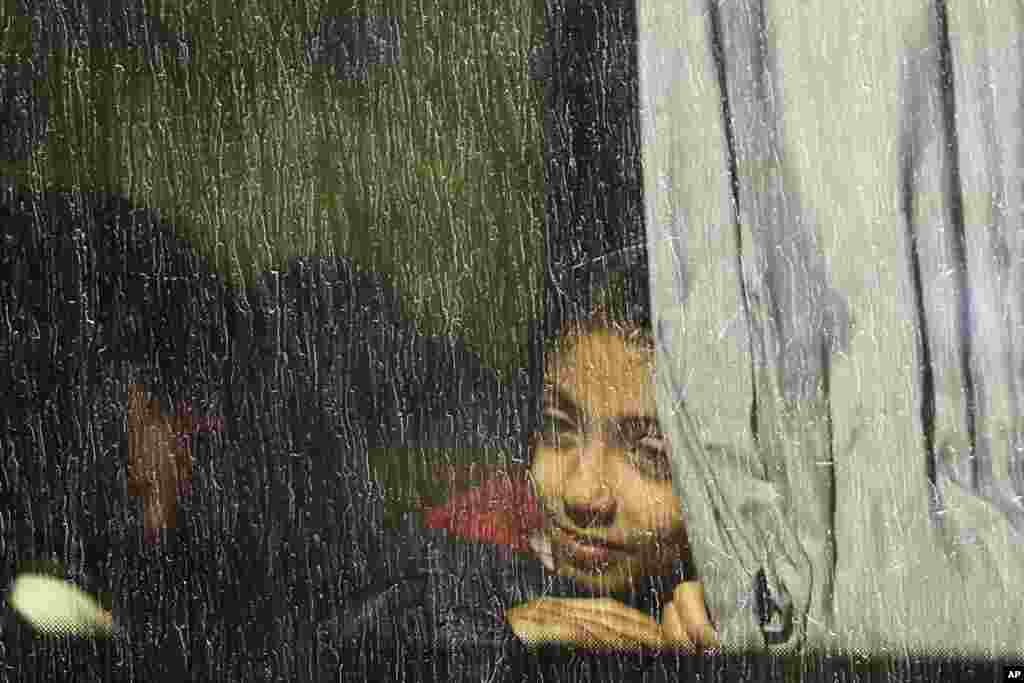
[567,535,611,563]
[556,526,625,565]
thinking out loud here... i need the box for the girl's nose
[562,441,617,528]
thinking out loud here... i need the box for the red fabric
[423,475,544,554]
[173,400,225,433]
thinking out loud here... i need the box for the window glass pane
[6,0,1017,681]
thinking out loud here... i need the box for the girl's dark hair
[544,242,652,342]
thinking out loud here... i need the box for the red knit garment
[423,474,545,554]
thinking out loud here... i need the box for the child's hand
[126,384,193,540]
[506,596,675,651]
[661,581,720,653]
[505,582,718,653]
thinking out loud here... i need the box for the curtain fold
[641,0,1024,656]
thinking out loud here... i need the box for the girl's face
[530,326,688,593]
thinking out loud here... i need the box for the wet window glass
[2,1,1023,682]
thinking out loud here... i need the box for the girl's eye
[626,438,672,480]
[538,410,578,447]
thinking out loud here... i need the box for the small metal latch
[753,567,792,645]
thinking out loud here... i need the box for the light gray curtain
[641,0,1024,656]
